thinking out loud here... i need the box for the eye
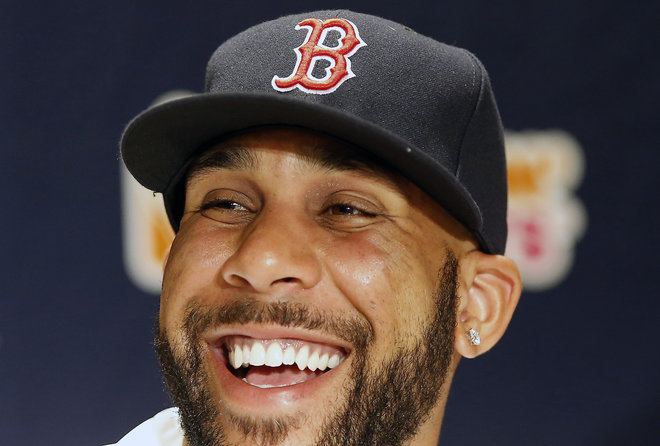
[318,194,383,231]
[325,203,375,217]
[200,199,248,212]
[196,189,255,224]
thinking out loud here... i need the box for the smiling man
[114,10,521,446]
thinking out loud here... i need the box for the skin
[158,127,521,446]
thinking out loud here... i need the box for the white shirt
[103,408,184,446]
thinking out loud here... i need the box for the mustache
[177,297,374,351]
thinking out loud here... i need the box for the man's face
[155,128,472,446]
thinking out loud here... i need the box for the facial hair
[154,250,459,446]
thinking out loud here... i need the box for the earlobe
[454,251,522,359]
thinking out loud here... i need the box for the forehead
[186,128,404,189]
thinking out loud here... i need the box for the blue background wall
[2,1,658,444]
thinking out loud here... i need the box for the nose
[219,208,323,293]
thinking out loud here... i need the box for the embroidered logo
[272,18,366,94]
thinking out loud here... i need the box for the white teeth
[265,343,283,367]
[231,344,243,369]
[242,344,251,366]
[283,346,296,365]
[307,350,320,371]
[250,343,266,366]
[227,339,345,372]
[328,353,340,369]
[295,345,310,371]
[248,381,293,389]
[251,383,276,389]
[318,353,329,371]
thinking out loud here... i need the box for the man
[113,9,521,446]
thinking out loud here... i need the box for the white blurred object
[504,130,587,291]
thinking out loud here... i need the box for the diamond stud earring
[466,328,481,346]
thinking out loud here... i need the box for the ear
[454,251,522,359]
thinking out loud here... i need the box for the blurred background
[2,1,658,444]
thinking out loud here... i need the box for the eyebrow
[189,144,258,173]
[185,142,404,190]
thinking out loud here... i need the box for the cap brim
[121,92,483,238]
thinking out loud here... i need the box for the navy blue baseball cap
[121,10,508,254]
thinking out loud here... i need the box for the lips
[214,335,347,389]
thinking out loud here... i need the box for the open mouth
[219,335,347,389]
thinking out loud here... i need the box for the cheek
[324,230,435,336]
[160,225,234,331]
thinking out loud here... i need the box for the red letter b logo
[272,18,366,94]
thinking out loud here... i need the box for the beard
[154,250,459,446]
